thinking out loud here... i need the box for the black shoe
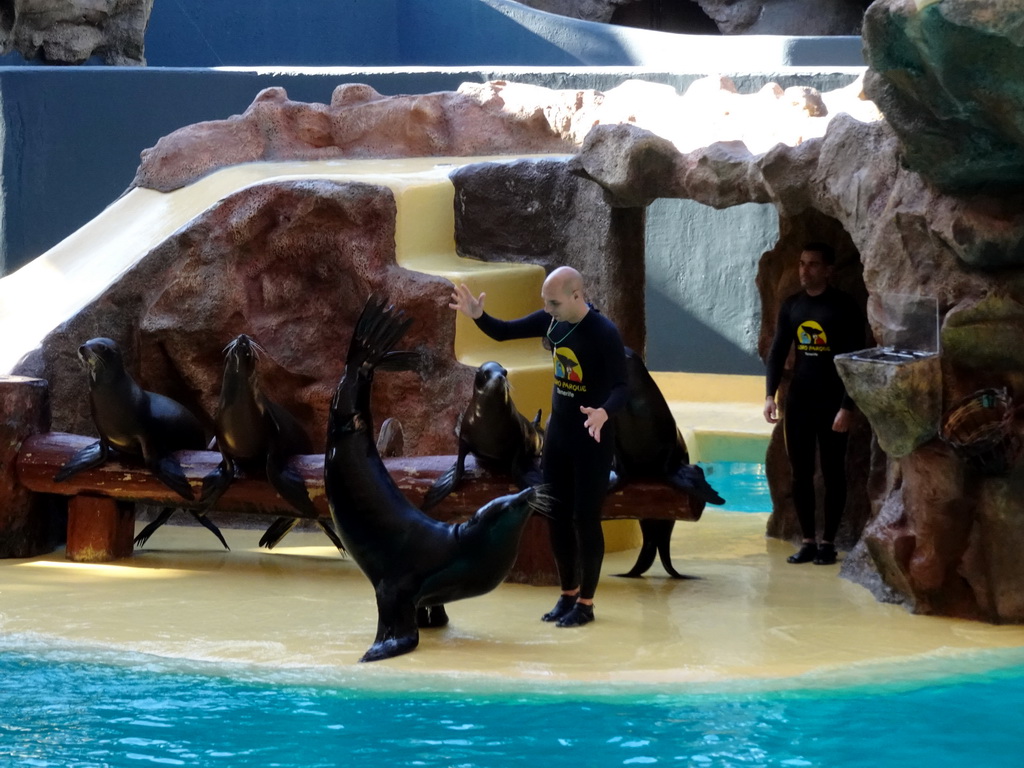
[541,594,578,622]
[814,543,838,565]
[556,603,595,628]
[787,542,818,564]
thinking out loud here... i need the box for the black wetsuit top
[765,286,863,411]
[474,309,628,426]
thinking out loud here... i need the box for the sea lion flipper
[421,441,469,511]
[134,508,175,548]
[421,463,458,511]
[377,350,420,372]
[362,590,420,663]
[617,534,656,577]
[189,510,230,550]
[264,450,316,516]
[199,460,234,510]
[653,521,691,580]
[259,517,298,549]
[149,453,196,502]
[53,440,107,482]
[315,520,346,553]
[669,464,725,506]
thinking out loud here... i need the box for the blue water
[4,647,1024,767]
[700,461,772,513]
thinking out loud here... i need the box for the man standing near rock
[449,266,627,626]
[763,243,863,565]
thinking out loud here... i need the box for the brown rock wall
[23,180,472,457]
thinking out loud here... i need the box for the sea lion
[187,333,345,553]
[612,348,725,579]
[421,360,544,511]
[53,337,228,548]
[325,296,546,662]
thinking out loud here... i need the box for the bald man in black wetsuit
[764,243,863,566]
[450,267,627,627]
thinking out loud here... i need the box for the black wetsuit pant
[543,418,615,600]
[784,391,848,543]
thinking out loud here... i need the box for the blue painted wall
[0,67,479,276]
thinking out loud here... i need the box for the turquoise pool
[700,462,771,513]
[4,645,1022,767]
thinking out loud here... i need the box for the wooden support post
[66,496,136,562]
[0,376,52,558]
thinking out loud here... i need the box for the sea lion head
[457,485,548,545]
[222,334,264,383]
[78,338,125,384]
[474,361,510,400]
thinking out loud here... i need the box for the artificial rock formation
[519,0,869,34]
[863,0,1024,193]
[133,83,584,193]
[693,0,869,34]
[0,0,152,64]
[24,181,472,457]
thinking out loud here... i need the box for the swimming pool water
[700,462,771,513]
[3,649,1023,768]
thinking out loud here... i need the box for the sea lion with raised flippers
[421,360,544,511]
[185,333,344,553]
[53,337,229,548]
[324,296,546,662]
[612,348,725,579]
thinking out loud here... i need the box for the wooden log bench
[12,431,703,585]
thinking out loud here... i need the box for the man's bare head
[541,266,589,324]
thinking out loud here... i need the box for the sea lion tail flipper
[134,508,175,548]
[617,531,656,578]
[421,462,459,511]
[259,517,299,549]
[53,440,107,482]
[190,510,230,550]
[199,460,233,510]
[316,519,346,554]
[647,519,690,579]
[266,455,317,517]
[377,351,420,372]
[670,464,725,506]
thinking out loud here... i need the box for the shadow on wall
[646,287,765,375]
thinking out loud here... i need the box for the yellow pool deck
[4,512,1024,690]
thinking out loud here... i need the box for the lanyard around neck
[546,315,581,346]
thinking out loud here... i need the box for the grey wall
[646,200,780,375]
